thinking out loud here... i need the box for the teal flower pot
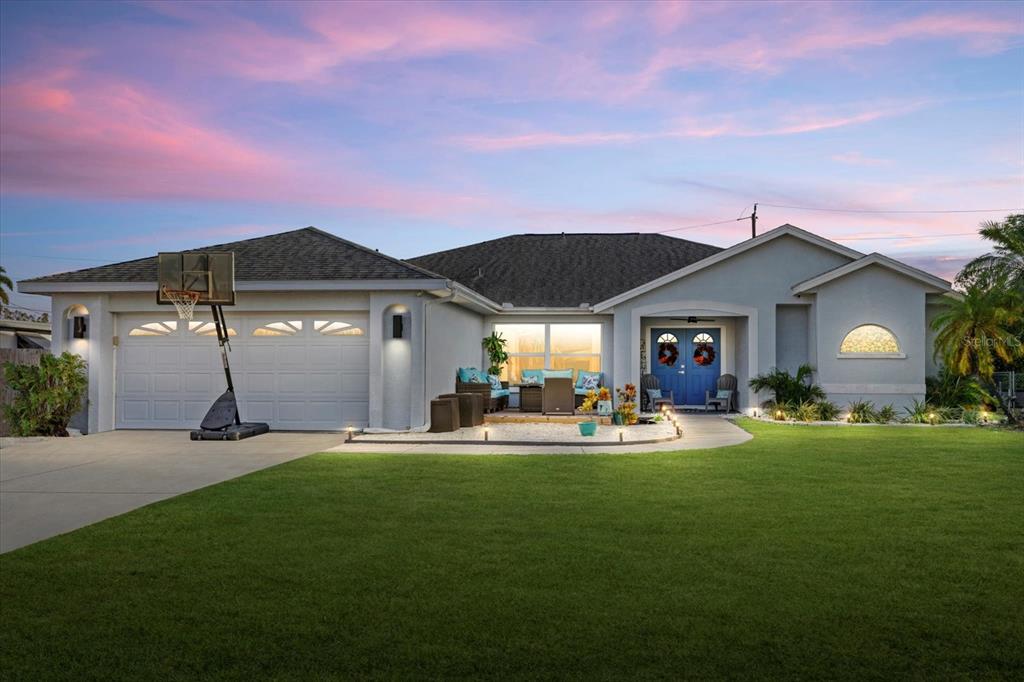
[578,420,598,437]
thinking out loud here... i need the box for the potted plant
[596,386,613,417]
[481,332,509,377]
[578,389,600,436]
[615,384,638,426]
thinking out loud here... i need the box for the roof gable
[408,233,723,308]
[791,252,952,294]
[21,227,443,286]
[592,224,863,311]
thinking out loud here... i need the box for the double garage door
[116,313,369,430]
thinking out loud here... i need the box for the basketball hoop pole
[211,304,241,426]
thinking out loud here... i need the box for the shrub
[962,408,981,425]
[762,399,789,420]
[903,398,945,424]
[3,352,88,436]
[846,399,878,424]
[875,404,897,424]
[814,401,839,421]
[749,364,826,407]
[795,400,820,422]
[926,369,992,410]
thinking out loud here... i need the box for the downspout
[411,283,457,432]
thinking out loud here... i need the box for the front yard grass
[2,420,1022,679]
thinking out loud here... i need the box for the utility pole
[750,203,758,238]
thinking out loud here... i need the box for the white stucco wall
[814,265,928,411]
[609,234,854,410]
[426,301,485,411]
[775,304,811,374]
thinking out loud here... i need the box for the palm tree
[932,285,1023,423]
[956,214,1024,293]
[0,266,12,306]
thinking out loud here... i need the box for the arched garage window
[839,324,904,357]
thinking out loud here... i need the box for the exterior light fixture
[483,426,490,442]
[346,426,354,442]
[72,316,87,339]
[775,410,784,420]
[618,427,624,442]
[928,412,936,424]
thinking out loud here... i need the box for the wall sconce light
[72,316,88,339]
[392,314,404,339]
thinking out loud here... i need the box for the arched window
[839,324,902,356]
[189,321,236,337]
[314,320,364,336]
[692,332,714,344]
[252,321,302,337]
[128,321,178,336]
[657,333,677,344]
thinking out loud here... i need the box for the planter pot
[597,400,613,416]
[578,420,598,437]
[612,413,624,426]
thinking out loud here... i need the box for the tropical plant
[748,364,826,407]
[0,265,12,306]
[481,332,509,376]
[615,384,638,425]
[816,401,840,421]
[925,368,991,410]
[846,400,878,424]
[579,389,599,412]
[956,214,1024,293]
[794,400,820,422]
[3,352,88,436]
[932,284,1023,423]
[875,404,897,424]
[903,399,946,424]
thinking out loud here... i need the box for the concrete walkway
[329,413,751,455]
[0,431,343,553]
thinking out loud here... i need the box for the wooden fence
[0,348,45,437]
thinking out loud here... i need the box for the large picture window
[494,323,601,382]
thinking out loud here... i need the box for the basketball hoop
[162,287,200,320]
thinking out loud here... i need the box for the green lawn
[2,421,1022,680]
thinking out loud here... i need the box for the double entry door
[650,327,721,405]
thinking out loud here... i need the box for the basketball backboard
[157,251,235,305]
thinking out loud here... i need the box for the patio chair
[455,368,508,413]
[640,374,675,413]
[542,377,575,415]
[705,373,738,412]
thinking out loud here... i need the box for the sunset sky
[1,0,1021,312]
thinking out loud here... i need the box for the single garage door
[116,313,369,430]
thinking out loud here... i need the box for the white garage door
[116,313,370,430]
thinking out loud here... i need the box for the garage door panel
[152,374,180,393]
[117,313,369,430]
[153,401,180,421]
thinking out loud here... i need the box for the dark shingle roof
[408,233,723,307]
[24,227,442,283]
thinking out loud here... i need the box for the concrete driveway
[0,431,343,553]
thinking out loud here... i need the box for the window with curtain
[494,323,601,382]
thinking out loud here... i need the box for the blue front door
[685,328,721,404]
[651,328,686,404]
[650,328,721,406]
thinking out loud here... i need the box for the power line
[658,217,748,235]
[1,302,49,314]
[759,203,1022,215]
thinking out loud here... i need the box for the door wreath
[693,342,716,366]
[657,342,679,366]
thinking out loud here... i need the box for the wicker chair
[455,370,507,413]
[640,374,675,412]
[705,373,738,412]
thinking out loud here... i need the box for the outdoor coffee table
[516,384,543,412]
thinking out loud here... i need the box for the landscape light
[618,427,624,442]
[483,426,490,442]
[346,426,354,443]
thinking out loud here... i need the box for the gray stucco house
[19,223,952,433]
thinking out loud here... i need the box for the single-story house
[19,224,952,433]
[0,318,52,350]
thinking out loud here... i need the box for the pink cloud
[53,224,282,251]
[0,65,489,217]
[453,102,922,151]
[150,1,529,84]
